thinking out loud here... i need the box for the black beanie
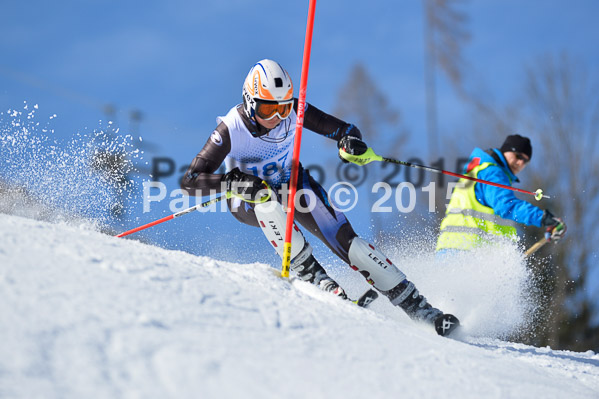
[500,134,532,160]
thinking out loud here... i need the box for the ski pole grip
[339,147,383,165]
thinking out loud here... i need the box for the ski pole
[524,237,549,257]
[114,193,231,238]
[115,186,272,238]
[525,228,556,257]
[339,148,550,201]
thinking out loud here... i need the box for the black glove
[338,135,368,163]
[222,167,268,202]
[541,210,567,242]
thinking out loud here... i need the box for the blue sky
[4,1,597,146]
[1,0,598,265]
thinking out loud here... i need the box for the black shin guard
[290,244,328,285]
[383,280,443,323]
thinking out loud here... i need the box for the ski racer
[436,134,567,253]
[181,59,459,336]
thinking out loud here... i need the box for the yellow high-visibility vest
[436,162,518,251]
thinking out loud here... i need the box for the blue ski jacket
[467,147,544,227]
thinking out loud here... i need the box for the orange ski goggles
[255,100,293,120]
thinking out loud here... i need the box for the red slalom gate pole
[281,0,317,278]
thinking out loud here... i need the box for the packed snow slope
[1,214,599,399]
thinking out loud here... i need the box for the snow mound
[1,214,598,399]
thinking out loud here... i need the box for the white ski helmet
[242,59,294,120]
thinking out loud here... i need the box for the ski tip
[354,289,379,308]
[434,314,460,337]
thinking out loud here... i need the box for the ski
[351,288,378,308]
[270,268,378,309]
[434,314,460,337]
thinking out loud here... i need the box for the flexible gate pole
[281,0,317,278]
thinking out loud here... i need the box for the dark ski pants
[228,166,357,264]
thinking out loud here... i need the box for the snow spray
[0,102,142,228]
[377,230,540,340]
[316,216,540,340]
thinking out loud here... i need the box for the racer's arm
[180,122,231,197]
[296,99,362,141]
[476,166,544,226]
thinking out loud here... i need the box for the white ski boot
[347,237,460,336]
[254,200,347,299]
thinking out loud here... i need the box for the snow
[1,214,599,398]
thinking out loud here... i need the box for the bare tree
[334,64,404,139]
[423,0,470,159]
[333,63,409,234]
[519,53,599,350]
[469,53,599,350]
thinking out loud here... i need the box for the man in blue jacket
[436,134,566,252]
